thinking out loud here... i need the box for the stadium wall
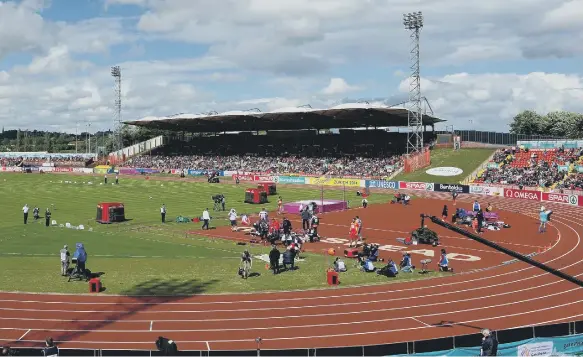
[7,320,583,356]
[3,165,583,206]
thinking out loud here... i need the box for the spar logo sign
[542,192,580,206]
[399,181,434,191]
[503,188,541,201]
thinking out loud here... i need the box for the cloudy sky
[1,0,582,133]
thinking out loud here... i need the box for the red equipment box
[96,202,125,223]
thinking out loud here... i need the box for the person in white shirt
[202,208,211,230]
[334,257,347,272]
[60,245,71,276]
[403,195,411,205]
[229,209,238,231]
[23,204,29,224]
[259,208,268,221]
[362,198,368,208]
[160,204,166,223]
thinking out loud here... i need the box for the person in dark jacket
[442,205,448,221]
[480,329,497,356]
[477,209,484,233]
[301,208,311,230]
[282,249,295,271]
[155,336,178,356]
[42,337,58,356]
[269,245,280,274]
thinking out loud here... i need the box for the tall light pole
[86,122,91,154]
[111,66,122,154]
[403,11,424,154]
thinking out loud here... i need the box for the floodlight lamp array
[111,66,121,78]
[403,12,423,30]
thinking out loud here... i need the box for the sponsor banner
[433,183,469,194]
[517,341,554,356]
[398,181,435,191]
[22,166,40,172]
[504,188,541,201]
[1,166,20,172]
[119,168,139,175]
[94,165,112,170]
[94,168,108,174]
[40,167,54,172]
[366,180,398,189]
[254,175,277,182]
[469,185,504,196]
[558,165,570,172]
[187,169,206,176]
[276,176,306,184]
[232,174,255,181]
[53,167,72,173]
[306,177,363,187]
[541,192,581,206]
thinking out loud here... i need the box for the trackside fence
[8,321,583,356]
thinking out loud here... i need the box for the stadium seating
[472,148,583,189]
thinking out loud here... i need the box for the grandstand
[120,104,444,176]
[471,146,583,191]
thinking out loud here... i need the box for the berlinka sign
[504,188,541,201]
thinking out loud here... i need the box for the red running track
[1,193,583,352]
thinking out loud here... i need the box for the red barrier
[403,150,431,173]
[541,192,582,207]
[503,188,541,201]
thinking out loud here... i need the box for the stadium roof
[124,102,445,132]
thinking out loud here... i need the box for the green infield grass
[0,173,439,295]
[394,148,495,184]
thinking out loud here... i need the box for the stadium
[2,6,583,357]
[2,97,583,356]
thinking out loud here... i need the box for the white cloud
[321,78,361,95]
[399,72,583,131]
[0,0,582,136]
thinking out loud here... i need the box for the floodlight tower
[403,11,424,154]
[111,66,122,153]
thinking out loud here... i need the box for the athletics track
[1,191,582,352]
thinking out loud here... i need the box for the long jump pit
[2,193,583,354]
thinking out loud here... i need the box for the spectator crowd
[1,155,89,167]
[123,154,403,178]
[473,147,583,190]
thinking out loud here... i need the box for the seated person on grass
[282,248,296,271]
[400,252,414,273]
[334,257,347,272]
[377,259,399,277]
[360,258,376,273]
[368,244,380,262]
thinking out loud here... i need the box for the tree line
[0,125,169,154]
[509,110,583,139]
